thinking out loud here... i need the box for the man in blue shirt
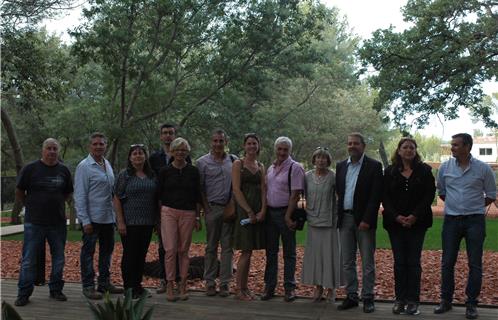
[74,132,123,299]
[435,133,496,319]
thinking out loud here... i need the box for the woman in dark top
[113,144,157,299]
[382,137,435,315]
[158,137,202,302]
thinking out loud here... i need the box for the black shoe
[405,303,420,315]
[392,301,406,314]
[97,283,124,294]
[434,300,452,314]
[337,296,359,310]
[284,289,296,302]
[14,296,29,307]
[260,289,275,301]
[49,291,68,301]
[363,299,375,313]
[465,304,478,319]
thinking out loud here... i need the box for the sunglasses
[315,146,329,151]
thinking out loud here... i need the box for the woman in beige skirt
[302,147,343,302]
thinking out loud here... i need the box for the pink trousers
[160,206,196,281]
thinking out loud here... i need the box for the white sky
[44,0,497,140]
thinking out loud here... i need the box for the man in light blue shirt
[435,133,496,320]
[74,132,123,300]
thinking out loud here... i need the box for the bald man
[15,138,73,306]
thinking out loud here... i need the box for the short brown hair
[348,132,366,145]
[311,148,332,167]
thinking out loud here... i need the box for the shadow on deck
[1,279,497,320]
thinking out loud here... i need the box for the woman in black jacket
[382,137,435,315]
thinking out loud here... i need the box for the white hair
[274,136,292,151]
[170,137,191,152]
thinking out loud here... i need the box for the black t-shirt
[158,163,201,211]
[17,160,74,225]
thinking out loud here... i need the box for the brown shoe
[179,279,189,301]
[166,281,178,302]
[206,285,217,296]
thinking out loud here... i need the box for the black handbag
[288,163,306,231]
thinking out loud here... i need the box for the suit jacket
[336,155,383,229]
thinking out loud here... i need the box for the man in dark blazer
[335,133,383,313]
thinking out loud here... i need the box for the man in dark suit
[335,133,383,313]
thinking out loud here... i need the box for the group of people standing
[14,127,496,320]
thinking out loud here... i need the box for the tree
[70,0,331,164]
[1,0,76,28]
[359,0,498,129]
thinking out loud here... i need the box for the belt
[446,214,482,220]
[268,206,288,211]
[209,202,226,207]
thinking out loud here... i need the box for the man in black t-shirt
[14,138,73,307]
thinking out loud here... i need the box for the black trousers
[120,225,153,292]
[388,228,426,303]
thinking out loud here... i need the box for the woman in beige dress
[302,147,343,302]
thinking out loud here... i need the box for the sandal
[234,290,252,301]
[313,286,324,302]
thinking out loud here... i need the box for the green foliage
[385,132,443,163]
[2,300,23,320]
[87,289,154,320]
[1,0,391,175]
[359,0,498,130]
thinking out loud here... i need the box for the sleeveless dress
[232,165,266,250]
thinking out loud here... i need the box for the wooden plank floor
[2,279,497,320]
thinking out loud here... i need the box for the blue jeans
[80,223,115,289]
[264,207,296,291]
[441,214,486,305]
[17,223,67,297]
[388,228,426,303]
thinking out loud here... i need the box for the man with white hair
[262,136,305,302]
[15,138,73,306]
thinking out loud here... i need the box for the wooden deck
[1,280,497,320]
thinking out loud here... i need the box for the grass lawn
[2,217,498,251]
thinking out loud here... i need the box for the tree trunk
[107,137,120,168]
[1,107,24,224]
[1,107,24,173]
[378,140,389,168]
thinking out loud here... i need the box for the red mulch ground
[1,241,497,305]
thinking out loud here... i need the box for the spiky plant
[2,301,24,320]
[87,289,154,320]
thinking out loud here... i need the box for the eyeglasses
[130,144,145,148]
[315,146,329,151]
